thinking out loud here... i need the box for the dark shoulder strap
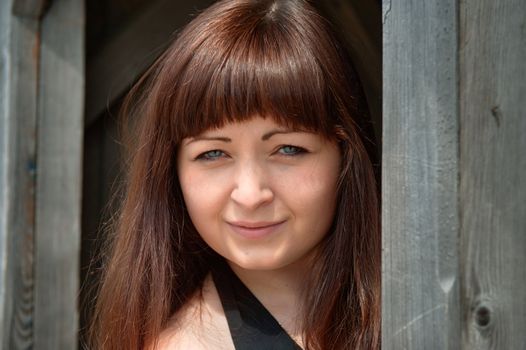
[211,260,302,350]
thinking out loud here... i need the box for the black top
[211,260,302,350]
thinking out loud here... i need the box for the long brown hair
[89,0,380,349]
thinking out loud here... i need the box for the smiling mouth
[226,220,286,239]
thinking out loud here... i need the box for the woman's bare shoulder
[148,274,234,350]
[151,303,201,350]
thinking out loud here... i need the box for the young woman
[89,0,380,349]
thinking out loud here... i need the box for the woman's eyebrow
[185,129,299,145]
[261,129,297,141]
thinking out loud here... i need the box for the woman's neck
[226,254,315,340]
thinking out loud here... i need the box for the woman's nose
[230,161,274,210]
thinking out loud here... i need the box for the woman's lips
[226,220,286,239]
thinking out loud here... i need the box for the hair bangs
[167,9,335,141]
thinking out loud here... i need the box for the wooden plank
[0,0,40,348]
[85,0,213,126]
[382,0,460,348]
[12,0,50,18]
[459,0,526,348]
[33,0,84,348]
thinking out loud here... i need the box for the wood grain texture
[459,0,526,348]
[382,0,460,348]
[0,0,39,348]
[12,0,50,18]
[33,0,84,348]
[85,0,213,126]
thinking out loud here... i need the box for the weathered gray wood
[382,0,460,348]
[12,0,50,18]
[459,0,526,348]
[33,0,84,348]
[0,0,40,348]
[85,0,213,126]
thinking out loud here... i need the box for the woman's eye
[195,150,226,161]
[277,145,306,156]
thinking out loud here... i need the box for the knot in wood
[474,304,492,328]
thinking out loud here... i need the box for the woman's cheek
[180,166,232,213]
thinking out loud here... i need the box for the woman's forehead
[183,115,314,139]
[205,116,299,132]
[179,116,338,151]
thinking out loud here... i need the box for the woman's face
[177,116,341,271]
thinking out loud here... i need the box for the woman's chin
[225,254,291,272]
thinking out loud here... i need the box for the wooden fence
[0,0,524,349]
[0,0,84,348]
[383,0,526,348]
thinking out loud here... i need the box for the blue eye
[196,150,225,161]
[278,145,306,156]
